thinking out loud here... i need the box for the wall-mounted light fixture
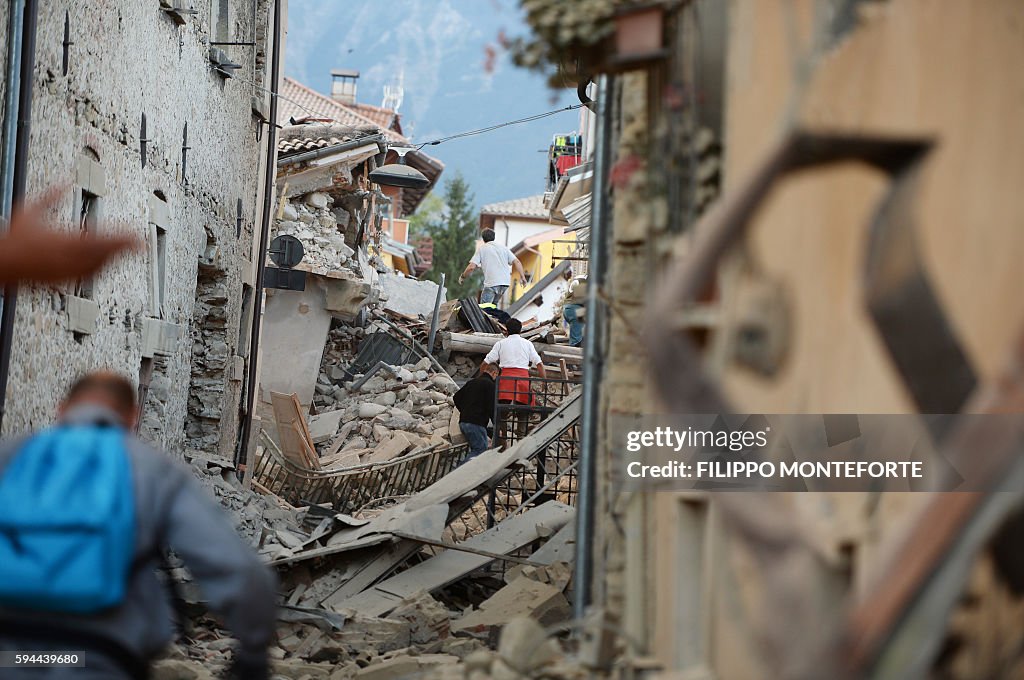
[368,146,429,189]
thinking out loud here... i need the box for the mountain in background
[284,0,581,208]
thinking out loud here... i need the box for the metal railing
[253,435,469,514]
[480,375,582,529]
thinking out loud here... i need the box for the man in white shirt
[482,318,546,405]
[459,228,525,308]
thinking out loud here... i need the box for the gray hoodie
[0,404,277,678]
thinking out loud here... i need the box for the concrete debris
[162,388,586,679]
[185,266,588,678]
[389,591,451,645]
[497,617,563,674]
[451,575,571,635]
[379,272,446,319]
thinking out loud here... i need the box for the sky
[283,0,582,209]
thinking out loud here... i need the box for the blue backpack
[0,425,135,613]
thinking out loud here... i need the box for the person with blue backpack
[0,371,277,679]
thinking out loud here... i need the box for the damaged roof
[277,123,381,156]
[277,77,444,216]
[480,194,550,221]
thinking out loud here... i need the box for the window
[75,190,99,299]
[211,0,229,42]
[149,193,170,318]
[237,283,253,357]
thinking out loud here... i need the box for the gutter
[574,73,613,619]
[236,0,283,471]
[0,0,38,433]
[276,133,386,168]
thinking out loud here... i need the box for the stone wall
[0,0,277,459]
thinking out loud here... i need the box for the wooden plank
[291,394,319,467]
[334,502,576,617]
[446,332,583,362]
[270,391,320,470]
[389,531,548,567]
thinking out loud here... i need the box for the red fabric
[497,368,534,405]
[555,155,581,175]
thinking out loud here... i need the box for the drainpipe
[574,74,613,619]
[237,0,282,471]
[0,0,38,434]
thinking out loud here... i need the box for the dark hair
[66,371,137,415]
[481,228,496,243]
[506,318,522,334]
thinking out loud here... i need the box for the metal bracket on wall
[236,198,243,238]
[181,122,190,185]
[159,0,198,26]
[61,10,72,76]
[140,113,151,169]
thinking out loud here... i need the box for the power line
[414,103,587,149]
[237,74,385,140]
[240,73,587,153]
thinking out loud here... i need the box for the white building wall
[489,217,551,250]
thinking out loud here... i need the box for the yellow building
[508,227,577,308]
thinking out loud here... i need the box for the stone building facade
[576,1,1024,677]
[0,0,285,459]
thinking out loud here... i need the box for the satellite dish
[269,234,304,268]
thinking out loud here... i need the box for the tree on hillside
[415,173,481,300]
[407,192,443,240]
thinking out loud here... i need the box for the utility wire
[415,103,586,149]
[240,73,586,153]
[237,74,385,140]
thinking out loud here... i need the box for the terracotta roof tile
[278,77,407,144]
[480,194,550,220]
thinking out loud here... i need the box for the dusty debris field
[155,309,591,679]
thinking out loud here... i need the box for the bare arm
[512,257,525,280]
[458,262,477,284]
[535,363,547,379]
[0,189,140,285]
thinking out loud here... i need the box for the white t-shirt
[484,335,542,370]
[471,242,516,287]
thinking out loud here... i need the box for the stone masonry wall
[1,0,274,459]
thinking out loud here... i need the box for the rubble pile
[309,354,461,468]
[156,381,589,679]
[153,588,487,679]
[274,193,356,273]
[158,456,583,679]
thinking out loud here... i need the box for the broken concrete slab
[497,617,562,675]
[451,577,570,635]
[319,450,364,469]
[332,502,575,617]
[365,432,414,465]
[309,409,345,444]
[379,272,446,318]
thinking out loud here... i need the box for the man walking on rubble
[0,371,277,679]
[483,318,546,407]
[453,363,498,461]
[458,227,526,308]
